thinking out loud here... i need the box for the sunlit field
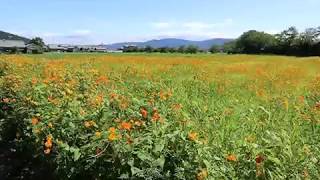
[1,53,320,179]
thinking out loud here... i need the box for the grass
[0,53,320,179]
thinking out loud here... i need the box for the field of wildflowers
[0,53,320,179]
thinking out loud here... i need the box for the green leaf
[154,141,165,153]
[268,156,281,165]
[69,122,75,129]
[131,167,142,175]
[137,152,151,161]
[73,149,81,161]
[153,156,165,169]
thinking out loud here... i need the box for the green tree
[295,28,320,55]
[209,45,222,53]
[177,46,185,53]
[275,26,299,54]
[222,41,238,54]
[144,45,153,53]
[159,47,169,53]
[30,37,46,47]
[236,30,276,54]
[168,47,177,53]
[185,45,198,54]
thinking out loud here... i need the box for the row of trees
[224,26,320,56]
[123,45,201,54]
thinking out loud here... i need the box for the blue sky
[1,0,319,44]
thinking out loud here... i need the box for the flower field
[1,53,320,179]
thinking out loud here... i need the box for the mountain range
[105,38,234,50]
[1,30,233,50]
[0,30,30,42]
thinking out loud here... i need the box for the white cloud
[150,19,234,40]
[73,29,92,35]
[152,19,233,30]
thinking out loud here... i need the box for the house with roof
[48,44,68,52]
[0,39,26,53]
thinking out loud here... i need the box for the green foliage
[122,45,201,54]
[1,54,320,179]
[228,26,320,56]
[236,30,276,54]
[209,45,222,53]
[29,37,46,47]
[185,45,199,54]
[144,45,154,53]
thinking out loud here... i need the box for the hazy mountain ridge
[0,30,233,50]
[0,31,30,42]
[105,38,234,50]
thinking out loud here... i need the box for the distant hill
[105,38,234,50]
[0,30,30,42]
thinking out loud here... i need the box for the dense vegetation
[120,26,320,57]
[225,26,320,56]
[1,53,320,179]
[122,45,201,54]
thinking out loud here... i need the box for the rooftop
[0,40,26,48]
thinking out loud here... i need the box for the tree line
[223,26,320,56]
[122,45,202,54]
[123,26,320,56]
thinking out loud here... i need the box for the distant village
[0,39,124,54]
[0,31,125,54]
[47,44,123,53]
[0,30,231,54]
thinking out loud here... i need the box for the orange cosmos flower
[108,127,116,133]
[107,127,119,141]
[45,140,53,148]
[108,133,117,141]
[109,92,118,100]
[120,122,132,131]
[298,96,305,104]
[31,77,37,85]
[188,132,198,141]
[172,103,183,111]
[46,135,53,141]
[95,75,109,85]
[48,122,53,128]
[226,154,237,162]
[48,96,58,105]
[159,91,167,100]
[93,94,104,106]
[89,120,97,127]
[140,108,148,118]
[95,131,102,138]
[255,155,265,164]
[31,117,39,125]
[80,109,86,116]
[84,121,91,128]
[152,109,160,122]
